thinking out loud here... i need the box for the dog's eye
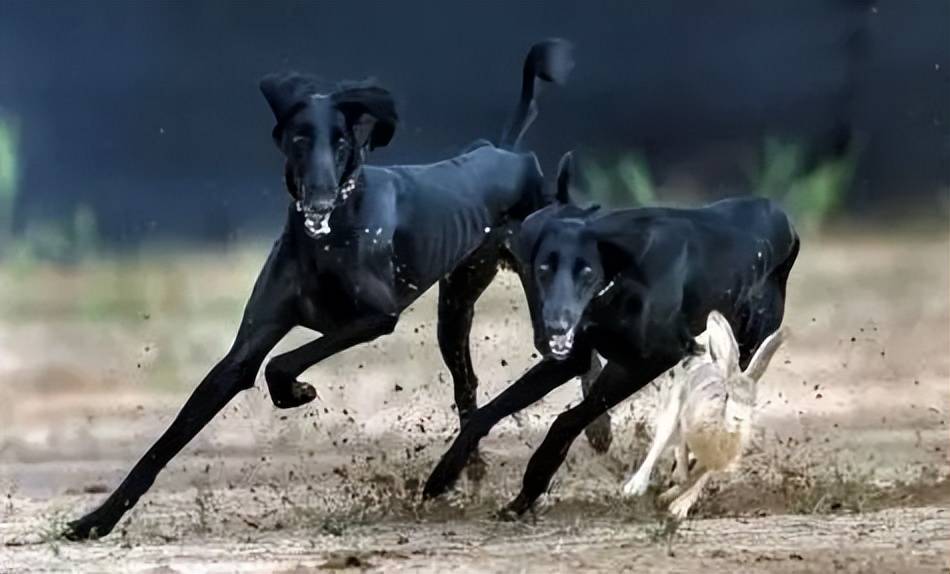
[538,263,551,274]
[579,266,593,277]
[292,135,309,147]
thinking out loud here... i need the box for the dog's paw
[422,465,454,500]
[584,415,613,454]
[270,381,318,409]
[62,515,110,542]
[493,505,521,522]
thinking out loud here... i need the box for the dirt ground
[1,232,948,573]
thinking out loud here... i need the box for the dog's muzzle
[296,177,357,238]
[547,327,575,360]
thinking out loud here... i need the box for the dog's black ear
[260,73,320,126]
[555,151,575,205]
[332,83,398,150]
[587,214,644,281]
[510,207,555,269]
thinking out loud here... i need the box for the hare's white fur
[621,310,784,519]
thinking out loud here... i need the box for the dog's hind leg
[64,236,298,540]
[437,247,500,481]
[580,351,613,453]
[438,251,500,425]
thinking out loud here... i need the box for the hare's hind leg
[658,440,691,503]
[668,469,714,519]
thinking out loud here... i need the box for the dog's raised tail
[500,39,574,150]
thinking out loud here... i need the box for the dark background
[1,0,947,246]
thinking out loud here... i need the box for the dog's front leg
[422,350,591,500]
[580,350,612,453]
[265,314,397,409]
[64,235,299,540]
[504,357,673,517]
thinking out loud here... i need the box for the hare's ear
[744,327,785,381]
[705,311,740,378]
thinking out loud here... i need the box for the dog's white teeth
[303,213,332,237]
[548,328,576,357]
[295,201,304,213]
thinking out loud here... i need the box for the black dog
[64,40,581,540]
[424,153,800,516]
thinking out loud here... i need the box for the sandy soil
[1,232,948,573]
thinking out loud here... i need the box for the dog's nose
[304,198,335,214]
[545,316,573,336]
[547,321,569,335]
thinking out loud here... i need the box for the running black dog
[65,40,583,541]
[424,153,800,516]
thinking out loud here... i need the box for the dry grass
[0,229,948,572]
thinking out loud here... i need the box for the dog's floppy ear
[260,73,320,138]
[332,83,398,150]
[509,208,552,270]
[591,232,636,283]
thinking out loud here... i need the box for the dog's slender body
[621,310,785,518]
[424,154,800,516]
[64,40,590,540]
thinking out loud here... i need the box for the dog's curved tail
[499,39,574,150]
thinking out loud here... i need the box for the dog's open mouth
[548,328,575,360]
[295,177,358,238]
[298,205,332,237]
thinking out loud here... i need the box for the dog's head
[260,74,397,236]
[512,152,610,359]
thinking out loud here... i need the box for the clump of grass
[6,204,100,266]
[696,445,900,518]
[774,460,882,515]
[646,515,682,557]
[38,509,71,556]
[193,485,216,534]
[0,114,100,266]
[580,138,857,233]
[583,152,657,207]
[0,114,19,245]
[750,138,858,232]
[616,153,657,207]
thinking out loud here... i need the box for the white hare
[621,310,784,519]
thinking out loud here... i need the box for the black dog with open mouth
[424,152,801,517]
[64,39,585,541]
